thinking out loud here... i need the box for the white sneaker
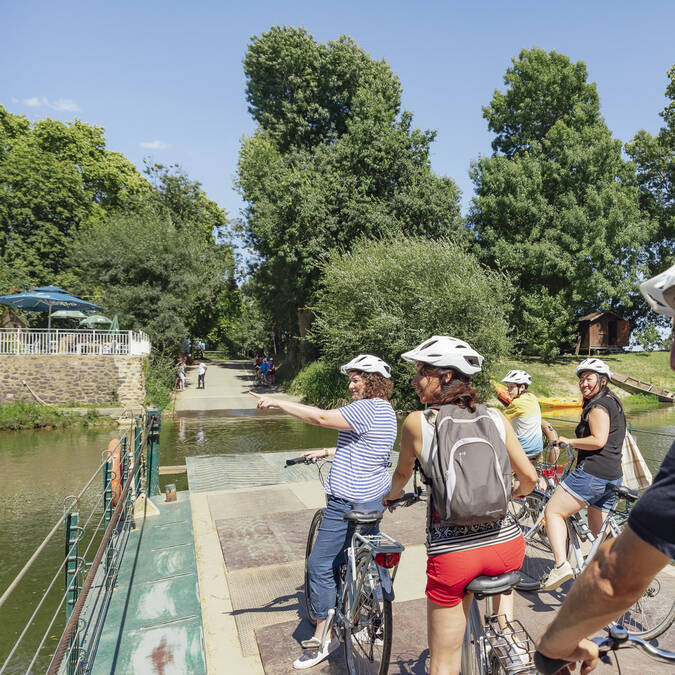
[292,637,339,670]
[540,561,574,591]
[352,626,384,646]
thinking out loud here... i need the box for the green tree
[238,27,463,352]
[0,106,146,291]
[626,66,675,272]
[143,162,227,242]
[310,236,512,408]
[470,48,653,359]
[70,202,237,353]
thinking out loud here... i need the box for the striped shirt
[325,398,397,502]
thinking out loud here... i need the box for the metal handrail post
[64,505,80,674]
[146,407,161,497]
[102,454,113,575]
[134,418,143,496]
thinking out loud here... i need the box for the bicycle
[285,455,422,674]
[461,571,539,674]
[534,623,675,674]
[515,470,675,640]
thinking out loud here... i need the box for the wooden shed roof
[577,311,625,322]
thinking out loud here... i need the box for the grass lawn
[493,351,674,401]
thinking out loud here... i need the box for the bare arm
[559,406,609,451]
[541,420,560,463]
[249,392,353,430]
[537,527,669,671]
[500,410,537,497]
[383,412,421,504]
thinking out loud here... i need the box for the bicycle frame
[336,530,404,631]
[566,504,624,575]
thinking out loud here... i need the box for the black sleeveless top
[575,391,625,480]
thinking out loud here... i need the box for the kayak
[538,397,582,409]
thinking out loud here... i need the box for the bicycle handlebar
[284,456,318,466]
[383,492,421,509]
[534,625,675,673]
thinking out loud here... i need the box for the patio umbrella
[0,289,103,329]
[108,315,120,333]
[50,310,88,320]
[80,314,112,327]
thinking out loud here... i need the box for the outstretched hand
[249,391,276,409]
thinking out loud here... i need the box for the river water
[1,405,674,672]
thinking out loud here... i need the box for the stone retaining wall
[0,355,145,407]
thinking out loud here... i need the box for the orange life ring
[108,439,122,506]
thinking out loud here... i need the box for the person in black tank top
[539,358,625,591]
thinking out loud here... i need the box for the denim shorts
[561,466,622,512]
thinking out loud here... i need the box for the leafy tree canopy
[0,106,147,290]
[470,48,653,359]
[310,236,512,408]
[70,199,237,353]
[238,27,463,347]
[626,65,675,275]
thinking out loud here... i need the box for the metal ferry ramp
[187,451,675,674]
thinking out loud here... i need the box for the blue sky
[2,1,674,220]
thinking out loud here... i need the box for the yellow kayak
[538,396,582,409]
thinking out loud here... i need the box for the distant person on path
[383,336,537,675]
[260,357,270,385]
[250,354,395,670]
[268,358,276,386]
[540,357,626,591]
[197,361,207,389]
[536,262,675,673]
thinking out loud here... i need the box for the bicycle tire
[614,554,675,639]
[304,509,323,626]
[343,557,393,675]
[516,492,554,591]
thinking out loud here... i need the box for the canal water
[1,405,674,672]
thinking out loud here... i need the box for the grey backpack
[426,403,511,526]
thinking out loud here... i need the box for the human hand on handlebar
[536,637,599,674]
[557,437,573,449]
[382,490,405,511]
[302,448,334,460]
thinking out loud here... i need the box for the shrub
[310,236,513,409]
[145,354,176,409]
[289,359,350,408]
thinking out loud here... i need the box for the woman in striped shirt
[251,354,397,670]
[383,337,536,675]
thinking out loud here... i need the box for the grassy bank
[0,401,113,431]
[290,351,675,410]
[144,355,177,411]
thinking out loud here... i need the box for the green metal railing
[0,408,162,675]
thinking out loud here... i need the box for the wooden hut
[576,311,630,355]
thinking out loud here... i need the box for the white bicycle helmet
[340,354,392,378]
[640,263,675,318]
[501,369,532,386]
[401,336,484,376]
[574,358,612,380]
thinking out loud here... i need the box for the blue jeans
[562,467,622,512]
[308,493,386,620]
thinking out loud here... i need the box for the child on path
[197,361,207,389]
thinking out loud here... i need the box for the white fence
[0,328,151,356]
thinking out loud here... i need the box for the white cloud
[10,97,18,103]
[50,98,79,112]
[20,97,80,112]
[140,140,169,150]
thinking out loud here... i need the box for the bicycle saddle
[464,571,522,598]
[343,510,384,525]
[613,485,639,502]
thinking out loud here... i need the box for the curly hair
[420,364,480,412]
[348,371,394,401]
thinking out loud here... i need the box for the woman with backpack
[383,336,537,675]
[540,358,626,591]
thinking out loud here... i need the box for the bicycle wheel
[343,557,393,675]
[304,509,323,625]
[616,571,675,639]
[516,492,555,591]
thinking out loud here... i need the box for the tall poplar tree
[470,48,652,358]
